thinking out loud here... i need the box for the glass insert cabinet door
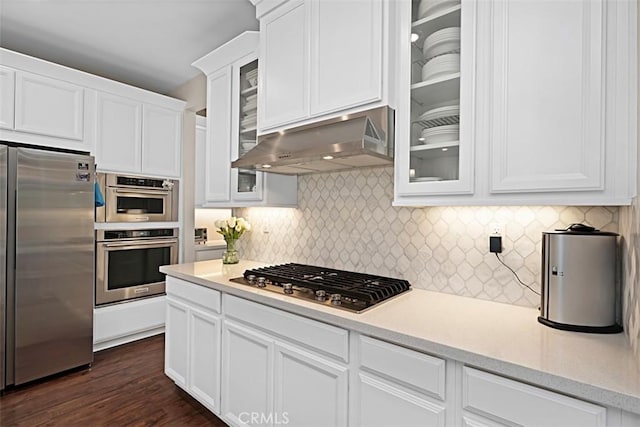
[232,58,263,200]
[396,0,475,197]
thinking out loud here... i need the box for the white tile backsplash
[620,195,640,355]
[234,167,620,309]
[195,208,232,239]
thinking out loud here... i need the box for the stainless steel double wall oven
[95,173,179,306]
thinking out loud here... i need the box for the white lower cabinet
[165,277,222,414]
[352,334,448,427]
[462,366,606,427]
[165,297,189,387]
[221,320,273,427]
[274,342,348,427]
[163,277,638,426]
[194,246,225,261]
[93,295,165,352]
[222,295,349,427]
[355,373,446,427]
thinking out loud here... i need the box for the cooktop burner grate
[232,263,411,313]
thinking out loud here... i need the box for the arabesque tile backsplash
[234,167,637,348]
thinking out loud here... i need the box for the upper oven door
[105,187,174,222]
[96,238,178,306]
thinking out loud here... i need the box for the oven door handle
[113,188,169,195]
[100,239,178,248]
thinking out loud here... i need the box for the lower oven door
[105,187,174,222]
[96,238,178,305]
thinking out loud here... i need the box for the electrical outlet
[490,222,504,236]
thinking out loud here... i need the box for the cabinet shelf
[411,73,460,110]
[240,126,257,134]
[410,141,459,160]
[240,85,258,97]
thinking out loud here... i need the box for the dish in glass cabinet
[420,124,459,144]
[418,0,460,20]
[422,27,461,61]
[418,104,460,122]
[421,53,460,82]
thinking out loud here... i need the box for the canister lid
[543,223,619,236]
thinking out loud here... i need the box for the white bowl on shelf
[418,0,460,20]
[420,124,459,144]
[421,53,460,81]
[422,27,460,61]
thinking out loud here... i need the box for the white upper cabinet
[256,0,388,132]
[259,0,308,129]
[205,67,233,203]
[95,92,142,174]
[193,31,297,208]
[395,0,476,199]
[14,71,84,140]
[0,66,15,130]
[488,0,604,194]
[142,104,182,177]
[394,0,637,206]
[95,92,182,177]
[195,115,207,207]
[1,48,184,176]
[309,0,383,116]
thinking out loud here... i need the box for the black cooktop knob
[283,283,293,294]
[256,277,266,288]
[315,290,327,301]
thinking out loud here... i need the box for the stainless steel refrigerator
[1,143,94,391]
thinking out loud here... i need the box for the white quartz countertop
[160,259,640,414]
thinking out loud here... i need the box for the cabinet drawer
[166,276,221,314]
[359,335,446,401]
[462,367,606,427]
[224,294,349,362]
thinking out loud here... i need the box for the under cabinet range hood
[232,106,394,175]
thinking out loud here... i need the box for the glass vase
[222,238,239,264]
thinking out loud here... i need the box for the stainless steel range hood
[232,106,394,175]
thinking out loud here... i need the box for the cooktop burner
[230,263,411,313]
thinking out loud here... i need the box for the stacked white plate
[418,104,459,123]
[421,53,460,81]
[246,69,258,87]
[422,27,460,62]
[241,112,257,129]
[244,93,257,111]
[420,124,459,145]
[418,0,460,20]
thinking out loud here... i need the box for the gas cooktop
[230,263,411,313]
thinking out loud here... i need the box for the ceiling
[0,0,259,95]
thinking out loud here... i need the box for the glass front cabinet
[193,31,297,208]
[231,57,263,201]
[394,0,476,203]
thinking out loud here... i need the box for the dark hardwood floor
[0,334,228,426]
